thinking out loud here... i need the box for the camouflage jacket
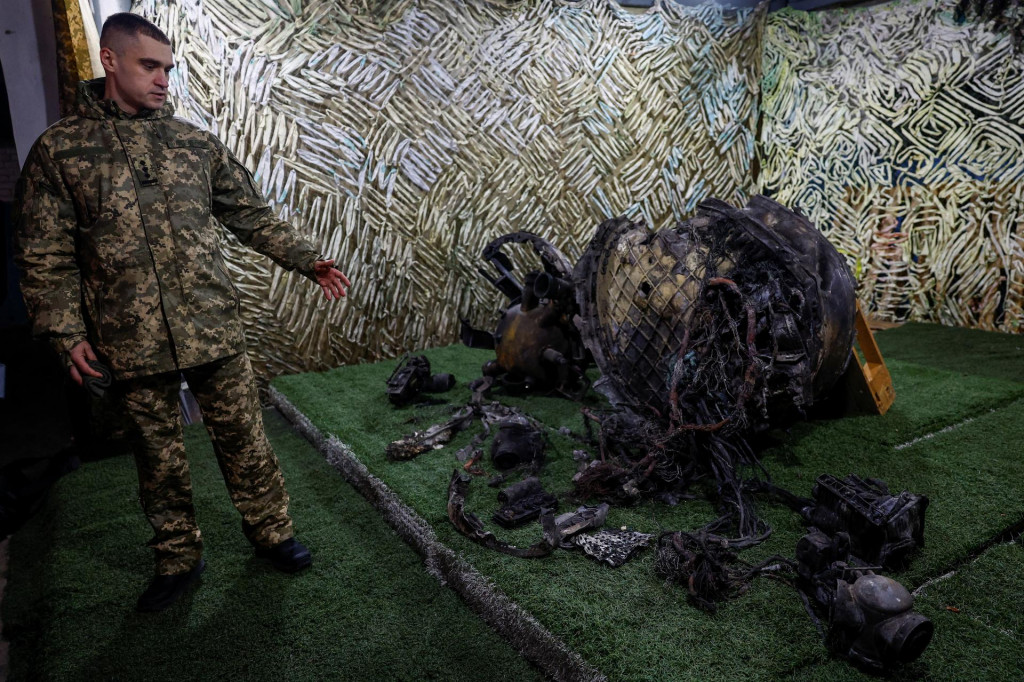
[15,79,320,379]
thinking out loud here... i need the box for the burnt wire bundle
[572,195,857,551]
[654,529,795,612]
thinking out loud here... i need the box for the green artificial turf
[908,541,1024,679]
[874,323,1024,384]
[3,410,543,682]
[270,323,1024,681]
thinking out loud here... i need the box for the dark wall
[1,62,28,329]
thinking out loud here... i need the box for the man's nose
[155,72,169,88]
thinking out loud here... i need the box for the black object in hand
[82,359,113,399]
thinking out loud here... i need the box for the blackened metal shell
[708,195,857,402]
[572,195,857,421]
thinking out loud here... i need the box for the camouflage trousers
[119,352,293,575]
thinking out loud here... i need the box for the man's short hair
[100,13,170,52]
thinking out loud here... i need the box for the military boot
[255,538,312,573]
[136,560,206,612]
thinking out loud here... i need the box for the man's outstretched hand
[314,259,351,301]
[68,340,103,386]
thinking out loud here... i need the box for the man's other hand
[314,259,351,301]
[68,340,104,386]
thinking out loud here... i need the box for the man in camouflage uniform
[14,13,350,612]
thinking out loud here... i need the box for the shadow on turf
[79,565,291,680]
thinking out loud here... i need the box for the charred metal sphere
[461,232,590,395]
[796,529,933,672]
[385,355,456,406]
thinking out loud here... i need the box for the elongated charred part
[533,272,574,303]
[446,470,555,558]
[385,406,475,461]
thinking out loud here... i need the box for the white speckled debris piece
[572,529,654,568]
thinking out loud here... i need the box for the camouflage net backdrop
[760,0,1024,333]
[133,0,765,382]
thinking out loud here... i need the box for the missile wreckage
[569,194,857,540]
[385,195,929,672]
[461,232,590,397]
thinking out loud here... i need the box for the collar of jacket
[75,77,175,121]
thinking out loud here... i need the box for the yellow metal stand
[842,302,896,415]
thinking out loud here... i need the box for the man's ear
[99,46,117,74]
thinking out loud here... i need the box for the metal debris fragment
[462,232,590,397]
[544,503,610,548]
[447,470,554,558]
[654,530,786,612]
[492,477,558,529]
[385,354,456,406]
[803,474,928,569]
[794,529,933,672]
[490,417,545,470]
[385,406,474,461]
[757,473,929,570]
[572,529,653,568]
